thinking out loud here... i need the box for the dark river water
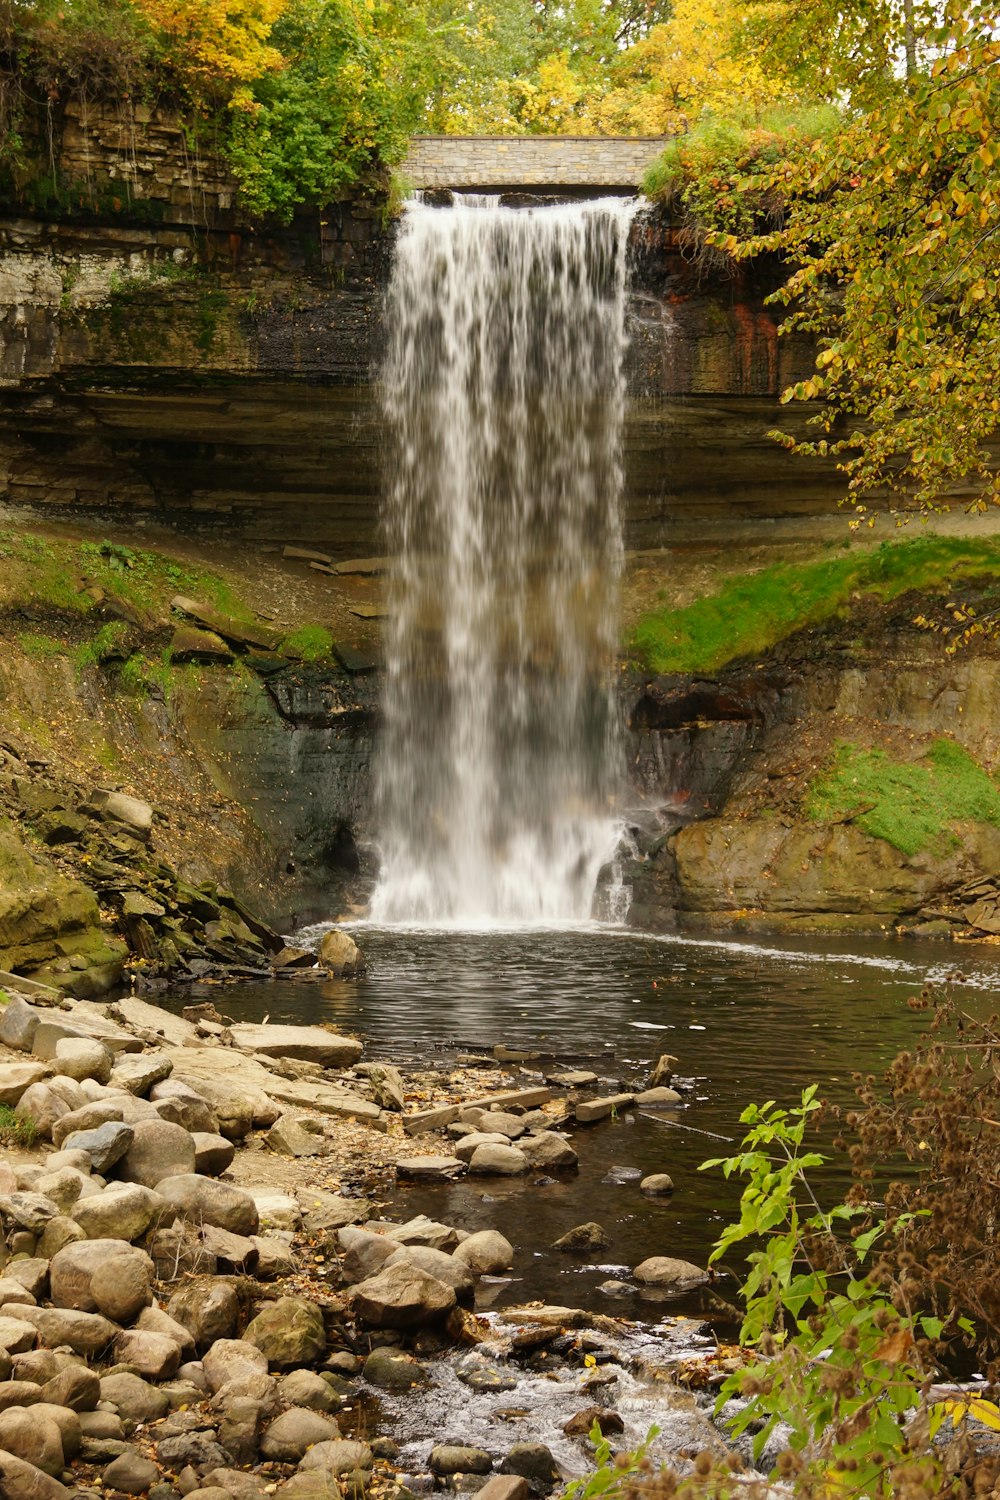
[199,925,1000,1324]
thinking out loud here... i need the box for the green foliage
[279,624,332,661]
[806,738,1000,856]
[721,4,1000,517]
[642,105,841,251]
[17,631,67,659]
[701,1090,955,1493]
[0,1103,39,1148]
[630,534,1000,673]
[119,651,174,699]
[73,622,130,674]
[561,1422,660,1500]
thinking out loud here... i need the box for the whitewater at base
[371,194,638,926]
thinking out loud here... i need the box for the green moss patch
[630,535,1000,675]
[806,738,1000,856]
[280,625,333,662]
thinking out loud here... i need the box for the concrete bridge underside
[401,135,667,192]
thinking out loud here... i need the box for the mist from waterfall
[371,193,637,925]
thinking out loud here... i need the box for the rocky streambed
[0,980,772,1500]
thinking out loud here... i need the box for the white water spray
[371,194,637,925]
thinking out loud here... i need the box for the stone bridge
[401,135,667,192]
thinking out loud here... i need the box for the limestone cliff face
[622,611,1000,937]
[0,102,844,554]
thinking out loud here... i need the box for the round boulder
[633,1255,707,1291]
[118,1119,197,1189]
[452,1230,514,1275]
[49,1240,153,1316]
[243,1296,325,1368]
[155,1175,258,1236]
[318,928,362,975]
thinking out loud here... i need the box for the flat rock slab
[229,1023,362,1069]
[396,1157,466,1181]
[113,997,199,1048]
[333,556,392,576]
[574,1094,636,1124]
[0,1062,51,1107]
[403,1087,552,1137]
[164,1046,378,1122]
[547,1071,598,1088]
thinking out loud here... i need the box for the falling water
[371,193,638,925]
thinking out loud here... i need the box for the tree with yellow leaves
[132,0,288,92]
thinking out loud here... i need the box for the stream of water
[373,194,638,925]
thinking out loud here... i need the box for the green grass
[0,530,253,623]
[630,535,1000,674]
[807,738,1000,856]
[642,103,843,201]
[280,624,333,662]
[18,631,68,659]
[73,621,130,673]
[119,650,175,700]
[0,1104,38,1149]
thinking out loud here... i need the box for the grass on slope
[0,531,252,622]
[807,739,1000,856]
[630,536,1000,675]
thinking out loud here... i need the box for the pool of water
[186,925,1000,1320]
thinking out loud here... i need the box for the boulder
[191,1133,236,1177]
[201,1225,258,1274]
[383,1215,459,1251]
[298,1439,372,1474]
[351,1262,456,1329]
[0,996,42,1053]
[338,1228,396,1284]
[280,1369,342,1412]
[317,929,362,976]
[98,1371,170,1425]
[229,1024,362,1069]
[552,1223,610,1253]
[362,1349,429,1391]
[476,1111,525,1140]
[49,1240,153,1316]
[249,1190,301,1233]
[167,1280,240,1348]
[242,1297,325,1368]
[0,1063,50,1108]
[40,1365,100,1413]
[70,1183,162,1242]
[394,1155,466,1182]
[219,1395,265,1465]
[454,1132,511,1163]
[53,1101,125,1147]
[202,1340,269,1394]
[149,1079,219,1135]
[468,1143,529,1175]
[640,1174,674,1196]
[520,1133,578,1170]
[500,1443,560,1492]
[261,1408,340,1462]
[148,1223,217,1281]
[14,1085,71,1140]
[135,1304,196,1358]
[102,1452,160,1495]
[0,1192,58,1234]
[113,1329,181,1381]
[429,1445,492,1476]
[385,1246,474,1300]
[118,1119,196,1188]
[0,1318,37,1355]
[155,1175,258,1235]
[52,1039,112,1086]
[11,1305,117,1357]
[32,1169,84,1215]
[453,1230,514,1275]
[364,1065,404,1112]
[633,1256,708,1290]
[635,1087,683,1107]
[298,1190,368,1234]
[109,1053,173,1097]
[60,1121,133,1174]
[267,1116,329,1158]
[0,1449,70,1499]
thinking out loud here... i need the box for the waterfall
[371,193,637,926]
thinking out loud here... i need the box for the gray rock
[0,996,42,1053]
[395,1155,466,1181]
[639,1173,674,1195]
[52,1039,112,1086]
[149,1080,218,1136]
[49,1240,153,1316]
[280,1369,342,1412]
[635,1087,683,1107]
[200,1225,258,1274]
[167,1281,240,1349]
[316,930,363,978]
[453,1132,511,1163]
[155,1176,258,1236]
[0,1062,50,1108]
[148,1224,217,1282]
[476,1111,525,1140]
[383,1215,460,1251]
[364,1064,404,1112]
[337,1227,396,1284]
[119,1119,196,1188]
[40,1364,100,1413]
[552,1223,610,1253]
[429,1445,492,1476]
[61,1121,133,1174]
[261,1407,340,1462]
[632,1256,707,1290]
[9,1305,118,1358]
[242,1297,325,1368]
[384,1246,474,1300]
[500,1443,560,1493]
[52,1102,125,1149]
[454,1354,518,1393]
[190,1134,235,1177]
[297,1438,372,1474]
[114,1328,182,1380]
[99,1371,170,1425]
[251,1236,296,1281]
[136,1305,196,1358]
[110,1053,173,1097]
[452,1230,514,1275]
[2,1262,47,1300]
[266,1115,329,1158]
[154,1430,228,1473]
[520,1133,578,1170]
[201,1339,268,1395]
[230,1022,362,1068]
[0,1449,70,1499]
[86,790,153,840]
[219,1395,264,1465]
[362,1349,429,1391]
[70,1183,162,1241]
[297,1190,368,1234]
[351,1261,456,1329]
[6,1084,70,1139]
[33,1168,85,1214]
[0,1192,58,1234]
[103,1452,160,1495]
[0,1406,64,1475]
[0,1317,37,1354]
[468,1143,529,1175]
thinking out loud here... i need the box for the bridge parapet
[402,135,667,191]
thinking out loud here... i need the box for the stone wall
[402,135,668,189]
